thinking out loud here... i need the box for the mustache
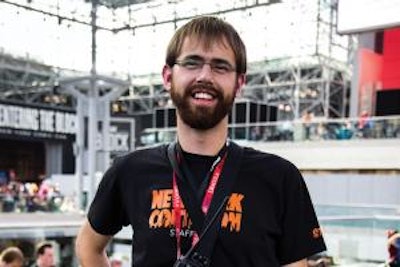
[185,83,222,98]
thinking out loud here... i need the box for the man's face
[163,36,245,130]
[39,247,54,267]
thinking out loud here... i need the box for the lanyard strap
[172,149,227,259]
[172,170,183,259]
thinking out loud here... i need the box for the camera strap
[167,141,243,263]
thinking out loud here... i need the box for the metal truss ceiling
[242,56,350,119]
[97,0,153,9]
[0,0,353,120]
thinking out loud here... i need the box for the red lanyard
[172,152,227,259]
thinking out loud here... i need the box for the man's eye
[213,64,231,73]
[183,60,202,68]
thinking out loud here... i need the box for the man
[75,16,326,267]
[0,246,24,267]
[32,242,55,267]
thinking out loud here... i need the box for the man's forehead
[179,36,234,61]
[181,35,231,51]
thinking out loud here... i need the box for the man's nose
[196,63,214,82]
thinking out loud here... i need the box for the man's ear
[162,65,172,91]
[235,73,246,97]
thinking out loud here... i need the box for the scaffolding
[116,0,353,120]
[0,0,354,119]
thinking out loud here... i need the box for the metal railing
[138,115,400,147]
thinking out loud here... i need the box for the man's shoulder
[133,143,168,154]
[117,143,168,162]
[241,145,290,164]
[107,143,169,173]
[238,143,299,173]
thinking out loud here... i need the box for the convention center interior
[0,0,399,266]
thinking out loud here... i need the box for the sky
[0,0,349,77]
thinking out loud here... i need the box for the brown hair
[35,241,53,257]
[165,16,247,74]
[0,246,24,264]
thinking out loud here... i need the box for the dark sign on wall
[0,103,76,140]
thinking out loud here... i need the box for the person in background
[75,16,326,267]
[387,230,400,267]
[302,111,314,140]
[357,110,372,138]
[0,246,24,267]
[109,253,123,267]
[31,242,55,267]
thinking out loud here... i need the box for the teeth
[194,92,213,100]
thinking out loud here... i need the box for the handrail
[138,115,400,147]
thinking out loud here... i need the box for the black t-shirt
[180,150,218,199]
[88,143,326,266]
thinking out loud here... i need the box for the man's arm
[283,258,308,267]
[75,219,113,267]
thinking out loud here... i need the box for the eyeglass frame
[173,56,237,75]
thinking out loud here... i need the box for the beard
[170,81,236,130]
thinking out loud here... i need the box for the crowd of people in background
[249,112,400,142]
[0,241,55,267]
[0,241,128,267]
[0,174,73,213]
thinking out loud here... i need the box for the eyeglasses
[174,58,236,75]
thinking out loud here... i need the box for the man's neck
[176,119,228,156]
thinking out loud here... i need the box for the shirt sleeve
[277,162,326,265]
[87,157,128,236]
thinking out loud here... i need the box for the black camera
[173,252,210,267]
